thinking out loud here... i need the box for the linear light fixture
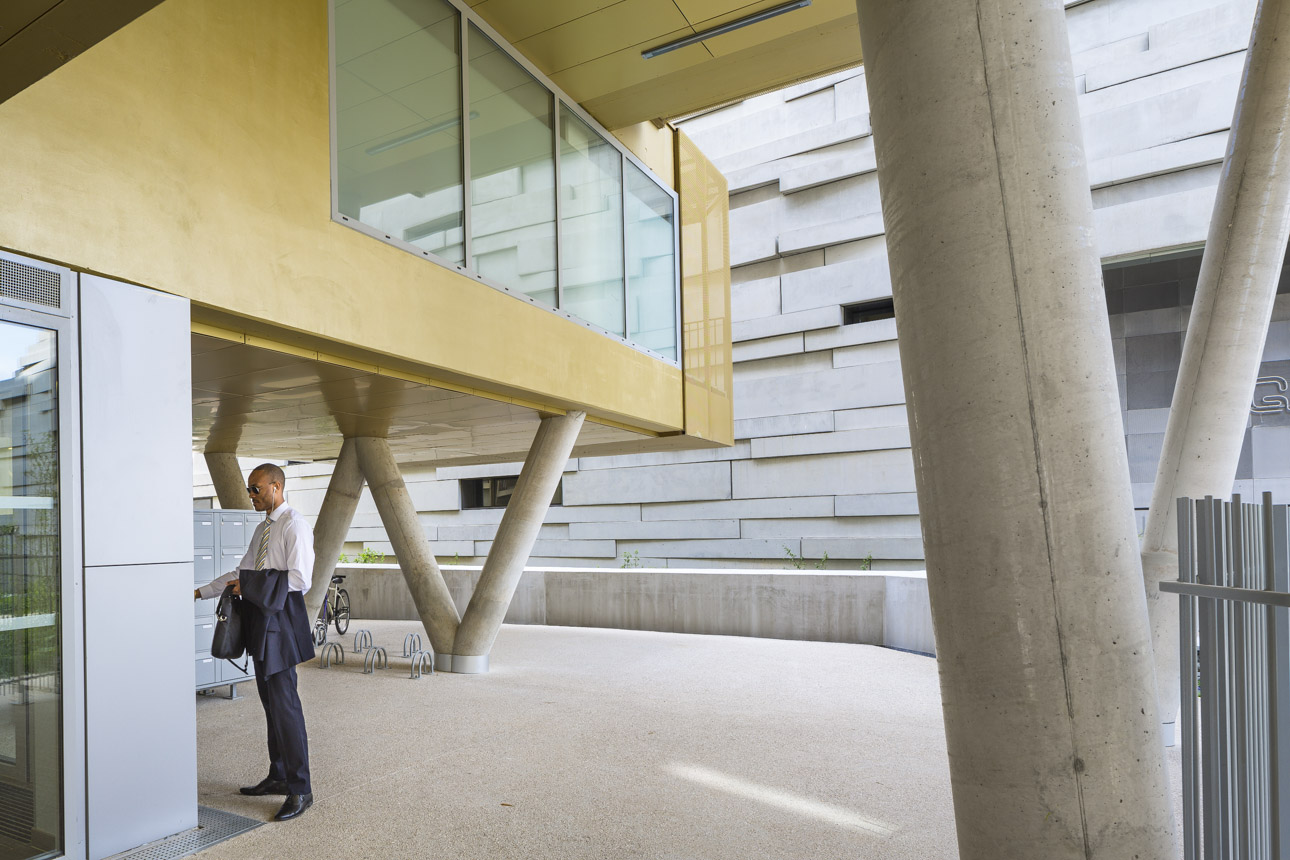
[366,111,480,155]
[641,0,811,60]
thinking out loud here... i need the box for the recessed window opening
[460,476,562,509]
[843,298,895,325]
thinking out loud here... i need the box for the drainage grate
[107,806,262,860]
[0,258,61,309]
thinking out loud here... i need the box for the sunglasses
[246,483,276,496]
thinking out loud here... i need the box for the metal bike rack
[363,646,389,674]
[410,650,434,679]
[313,619,328,646]
[319,642,344,668]
[402,632,423,657]
[353,629,373,652]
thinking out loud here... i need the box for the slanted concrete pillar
[304,438,364,623]
[855,0,1175,856]
[354,436,460,665]
[1141,0,1290,740]
[452,412,584,673]
[204,451,253,510]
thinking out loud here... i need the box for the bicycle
[313,573,351,646]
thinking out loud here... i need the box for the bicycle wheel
[334,589,351,635]
[312,619,327,647]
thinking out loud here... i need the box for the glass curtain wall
[332,0,677,356]
[626,163,677,359]
[335,0,464,263]
[467,25,557,306]
[559,105,624,337]
[0,319,62,859]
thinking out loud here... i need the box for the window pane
[559,105,624,336]
[626,163,677,358]
[0,319,62,858]
[335,0,464,264]
[468,24,557,304]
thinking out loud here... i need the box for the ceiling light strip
[641,0,811,60]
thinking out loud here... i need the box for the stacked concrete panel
[196,0,1290,571]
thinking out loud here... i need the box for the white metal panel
[80,275,192,567]
[84,562,197,859]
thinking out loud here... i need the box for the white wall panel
[85,563,195,859]
[732,450,917,499]
[734,361,906,420]
[562,461,732,505]
[642,496,837,521]
[81,275,191,567]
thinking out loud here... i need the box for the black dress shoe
[274,793,313,821]
[240,777,289,796]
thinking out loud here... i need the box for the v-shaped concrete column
[1141,0,1290,740]
[354,436,461,664]
[451,411,585,673]
[304,438,364,622]
[856,0,1174,855]
[204,451,253,510]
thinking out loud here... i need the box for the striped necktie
[255,516,272,569]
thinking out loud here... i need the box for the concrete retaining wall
[335,564,937,655]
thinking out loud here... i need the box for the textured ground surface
[194,621,1183,859]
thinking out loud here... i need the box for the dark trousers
[253,661,311,794]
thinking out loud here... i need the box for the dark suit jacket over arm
[240,568,316,676]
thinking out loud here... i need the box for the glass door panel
[0,319,61,860]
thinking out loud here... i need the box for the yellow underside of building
[0,0,733,463]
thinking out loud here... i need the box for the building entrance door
[0,317,63,860]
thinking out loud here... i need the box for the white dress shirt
[197,502,315,599]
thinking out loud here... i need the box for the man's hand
[194,588,200,601]
[231,579,241,595]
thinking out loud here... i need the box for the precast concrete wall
[335,564,936,655]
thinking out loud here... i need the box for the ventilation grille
[0,258,61,309]
[0,781,34,844]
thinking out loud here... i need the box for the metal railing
[1162,494,1290,859]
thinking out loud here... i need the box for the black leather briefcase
[211,583,246,662]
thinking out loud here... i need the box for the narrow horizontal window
[460,476,562,509]
[842,298,895,325]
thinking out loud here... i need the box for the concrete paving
[194,621,1183,858]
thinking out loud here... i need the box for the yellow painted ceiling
[0,0,164,105]
[191,333,669,467]
[469,0,862,129]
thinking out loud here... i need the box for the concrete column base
[434,653,453,673]
[450,654,488,674]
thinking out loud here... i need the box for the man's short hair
[251,463,286,489]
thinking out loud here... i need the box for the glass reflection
[468,24,557,304]
[560,105,624,336]
[626,162,677,358]
[335,0,464,264]
[0,319,61,859]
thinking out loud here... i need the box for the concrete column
[452,412,584,673]
[855,1,1175,856]
[204,451,253,510]
[304,438,364,623]
[1141,0,1290,739]
[354,436,460,664]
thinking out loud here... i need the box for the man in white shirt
[195,463,315,821]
